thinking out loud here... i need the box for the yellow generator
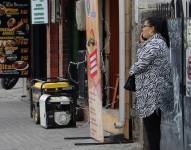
[30,79,76,128]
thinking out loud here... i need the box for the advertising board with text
[85,0,104,142]
[0,0,30,77]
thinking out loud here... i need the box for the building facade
[30,0,134,143]
[31,0,191,149]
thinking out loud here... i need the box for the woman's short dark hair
[145,17,170,47]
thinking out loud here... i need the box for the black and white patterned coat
[129,33,174,118]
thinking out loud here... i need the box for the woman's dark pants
[143,109,161,150]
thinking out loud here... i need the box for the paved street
[0,79,141,150]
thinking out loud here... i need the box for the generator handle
[30,79,44,86]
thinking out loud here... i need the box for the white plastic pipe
[114,0,126,128]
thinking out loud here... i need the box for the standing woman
[129,17,174,150]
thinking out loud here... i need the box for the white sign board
[31,0,48,24]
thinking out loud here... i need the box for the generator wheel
[32,106,40,124]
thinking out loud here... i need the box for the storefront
[30,0,133,144]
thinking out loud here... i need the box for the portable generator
[39,94,75,128]
[30,79,76,128]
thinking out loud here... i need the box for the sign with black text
[31,0,48,24]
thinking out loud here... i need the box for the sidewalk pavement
[0,79,142,150]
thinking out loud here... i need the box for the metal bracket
[64,134,133,146]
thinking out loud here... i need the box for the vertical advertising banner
[85,0,104,142]
[0,0,30,77]
[186,20,191,96]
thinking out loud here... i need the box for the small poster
[31,0,48,24]
[186,21,191,96]
[186,47,191,96]
[187,20,191,47]
[0,0,30,77]
[139,0,172,9]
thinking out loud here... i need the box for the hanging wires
[67,52,87,84]
[67,18,112,108]
[99,18,115,108]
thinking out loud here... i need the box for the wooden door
[109,0,119,107]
